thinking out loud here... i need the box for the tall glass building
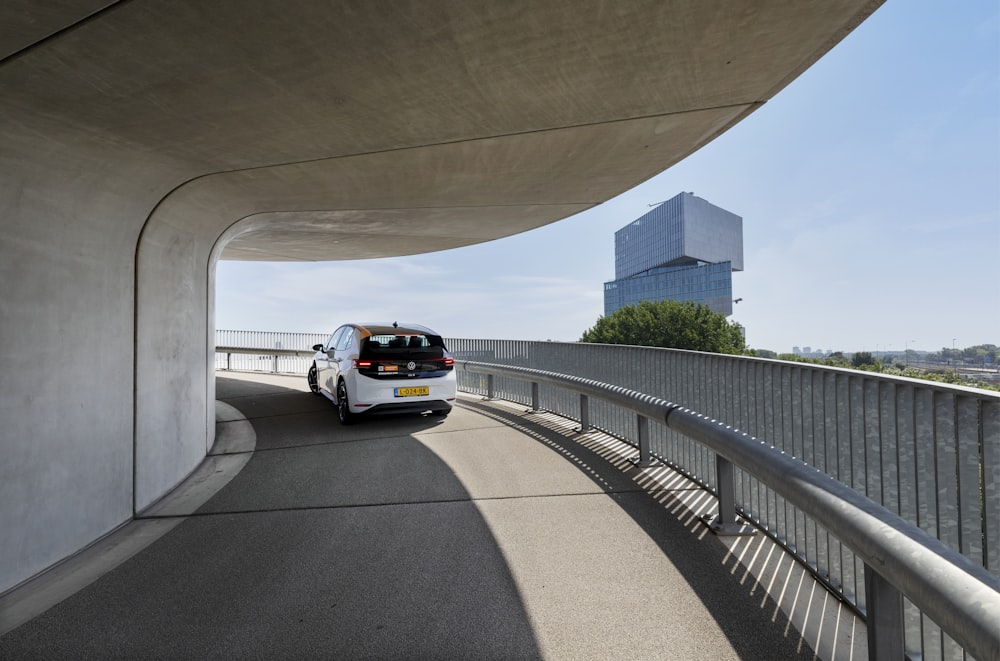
[603,192,743,317]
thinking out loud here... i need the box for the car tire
[336,379,356,425]
[307,364,320,395]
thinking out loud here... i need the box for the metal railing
[215,333,1000,659]
[215,347,314,374]
[456,360,1000,661]
[447,339,1000,661]
[214,330,328,374]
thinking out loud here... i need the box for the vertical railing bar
[982,400,999,576]
[804,370,815,567]
[717,454,735,525]
[864,564,905,660]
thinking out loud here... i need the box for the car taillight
[354,359,373,368]
[443,357,454,366]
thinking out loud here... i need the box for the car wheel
[336,379,356,425]
[307,364,320,395]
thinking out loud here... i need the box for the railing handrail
[215,345,316,358]
[457,360,1000,661]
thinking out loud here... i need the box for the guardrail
[216,330,329,351]
[215,330,328,374]
[447,339,1000,661]
[457,360,1000,661]
[215,346,316,374]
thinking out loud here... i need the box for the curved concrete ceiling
[3,1,881,262]
[0,0,887,600]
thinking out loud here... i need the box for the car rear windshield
[360,334,446,359]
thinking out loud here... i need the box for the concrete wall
[0,117,187,594]
[135,194,217,512]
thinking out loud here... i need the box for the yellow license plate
[394,386,429,397]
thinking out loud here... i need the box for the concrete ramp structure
[0,2,883,595]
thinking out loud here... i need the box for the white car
[308,322,457,424]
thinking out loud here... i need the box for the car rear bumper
[349,371,457,415]
[358,400,454,416]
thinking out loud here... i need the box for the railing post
[709,454,755,536]
[226,352,231,371]
[578,394,591,433]
[864,564,905,661]
[631,415,657,467]
[486,374,494,400]
[528,381,540,413]
[273,354,278,373]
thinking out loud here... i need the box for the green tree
[852,351,876,367]
[579,300,746,354]
[825,351,850,367]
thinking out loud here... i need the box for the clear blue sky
[217,1,999,354]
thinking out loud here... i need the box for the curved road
[1,373,826,659]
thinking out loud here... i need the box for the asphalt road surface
[1,373,821,660]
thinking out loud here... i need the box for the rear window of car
[361,334,445,358]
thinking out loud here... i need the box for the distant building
[603,192,743,317]
[792,346,801,355]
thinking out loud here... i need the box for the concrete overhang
[3,1,882,261]
[1,0,888,601]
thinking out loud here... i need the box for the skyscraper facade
[603,192,743,317]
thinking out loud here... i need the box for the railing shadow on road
[457,396,843,661]
[211,374,831,658]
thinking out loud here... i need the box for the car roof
[352,322,440,337]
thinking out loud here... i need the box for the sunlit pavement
[0,372,860,659]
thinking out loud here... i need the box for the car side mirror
[312,344,324,351]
